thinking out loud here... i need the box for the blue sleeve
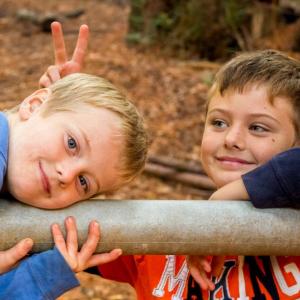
[242,148,300,208]
[0,112,9,188]
[0,247,79,300]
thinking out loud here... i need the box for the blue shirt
[0,112,8,189]
[0,112,79,299]
[242,148,300,208]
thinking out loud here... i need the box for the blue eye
[79,175,88,192]
[250,124,268,133]
[68,137,77,149]
[212,119,227,128]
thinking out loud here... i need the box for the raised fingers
[71,24,89,66]
[51,21,67,65]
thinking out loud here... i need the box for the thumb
[211,255,225,278]
[0,238,33,273]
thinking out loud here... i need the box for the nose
[56,160,80,187]
[224,125,245,150]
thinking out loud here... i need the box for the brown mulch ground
[1,1,299,299]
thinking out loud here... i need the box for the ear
[18,88,51,121]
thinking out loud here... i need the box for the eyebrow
[208,108,281,125]
[78,127,91,153]
[77,128,101,194]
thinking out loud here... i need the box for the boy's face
[7,96,123,209]
[201,85,297,188]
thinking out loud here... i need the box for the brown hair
[209,50,300,135]
[42,73,148,188]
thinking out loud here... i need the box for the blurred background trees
[127,0,300,60]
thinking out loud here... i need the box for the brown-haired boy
[98,50,300,300]
[188,49,300,299]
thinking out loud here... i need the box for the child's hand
[52,216,122,273]
[187,255,226,291]
[187,255,215,291]
[39,21,89,88]
[0,238,33,274]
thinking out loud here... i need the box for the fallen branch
[144,162,216,191]
[148,155,204,174]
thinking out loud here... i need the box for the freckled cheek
[252,142,280,165]
[259,135,295,162]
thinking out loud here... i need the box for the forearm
[209,178,249,201]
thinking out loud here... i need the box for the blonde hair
[41,73,148,188]
[208,50,300,136]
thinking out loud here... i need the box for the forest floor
[0,0,299,299]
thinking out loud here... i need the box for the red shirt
[99,255,300,299]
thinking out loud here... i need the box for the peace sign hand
[39,21,89,88]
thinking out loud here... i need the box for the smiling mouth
[216,156,255,169]
[39,161,51,195]
[217,157,252,164]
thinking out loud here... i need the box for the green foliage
[126,32,143,44]
[223,0,249,31]
[128,0,145,33]
[154,12,174,32]
[127,0,254,59]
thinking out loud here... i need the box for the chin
[213,174,242,188]
[214,170,252,188]
[13,194,32,205]
[10,188,33,206]
[8,187,21,201]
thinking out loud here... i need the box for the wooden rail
[1,198,299,255]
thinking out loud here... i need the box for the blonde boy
[0,24,148,299]
[0,22,91,275]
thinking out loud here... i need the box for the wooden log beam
[1,198,300,255]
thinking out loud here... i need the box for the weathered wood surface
[1,198,299,255]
